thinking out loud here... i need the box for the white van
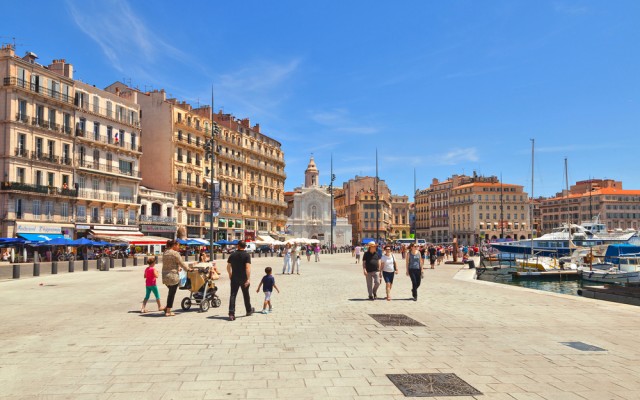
[245,242,256,253]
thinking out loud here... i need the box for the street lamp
[204,123,221,260]
[330,154,335,254]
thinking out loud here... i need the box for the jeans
[229,280,252,315]
[408,269,422,299]
[365,271,381,297]
[165,284,178,308]
[282,256,291,273]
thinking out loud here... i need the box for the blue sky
[5,0,639,198]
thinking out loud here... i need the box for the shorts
[356,254,361,261]
[382,271,395,284]
[145,285,160,300]
[263,291,272,301]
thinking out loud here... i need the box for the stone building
[285,157,351,247]
[539,179,640,232]
[0,46,142,240]
[335,175,391,244]
[390,194,411,240]
[450,178,530,245]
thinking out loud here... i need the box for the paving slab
[1,252,639,399]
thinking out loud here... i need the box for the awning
[93,235,169,245]
[90,230,144,237]
[18,233,65,242]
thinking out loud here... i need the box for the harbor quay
[1,252,639,399]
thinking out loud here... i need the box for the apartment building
[390,194,411,240]
[212,112,287,241]
[450,178,530,245]
[539,179,640,232]
[138,186,177,239]
[74,81,142,238]
[336,176,392,244]
[0,46,77,239]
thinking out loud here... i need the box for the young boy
[256,267,280,314]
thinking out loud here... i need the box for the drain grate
[561,342,606,352]
[387,373,482,397]
[369,314,424,327]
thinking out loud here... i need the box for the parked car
[245,242,256,253]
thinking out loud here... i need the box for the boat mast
[530,139,534,256]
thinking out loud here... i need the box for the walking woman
[282,243,292,274]
[405,243,424,301]
[379,245,398,301]
[162,239,190,316]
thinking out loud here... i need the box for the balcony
[0,182,77,197]
[77,159,141,178]
[4,77,74,105]
[15,113,29,123]
[14,147,28,158]
[77,189,136,204]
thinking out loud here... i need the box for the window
[15,199,23,219]
[107,126,113,143]
[35,170,43,186]
[33,200,41,220]
[106,180,112,192]
[47,140,54,157]
[131,133,136,150]
[93,95,100,113]
[91,207,99,222]
[117,209,125,222]
[104,208,113,222]
[118,160,133,175]
[93,122,100,141]
[106,101,112,117]
[48,108,56,129]
[62,144,70,164]
[77,205,86,219]
[44,201,53,220]
[35,138,43,157]
[92,178,99,192]
[17,134,26,156]
[61,203,69,219]
[47,172,54,187]
[128,210,135,222]
[78,175,86,189]
[62,175,69,187]
[78,117,86,134]
[63,113,71,133]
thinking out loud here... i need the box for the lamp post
[330,154,335,254]
[375,148,379,245]
[204,123,221,260]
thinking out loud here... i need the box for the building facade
[285,157,351,246]
[539,179,640,232]
[138,186,177,239]
[0,47,142,240]
[336,176,392,244]
[450,178,530,245]
[390,194,411,240]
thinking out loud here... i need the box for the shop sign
[141,225,176,233]
[76,225,90,230]
[16,223,61,234]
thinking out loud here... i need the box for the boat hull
[580,270,640,284]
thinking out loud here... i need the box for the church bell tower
[305,156,319,188]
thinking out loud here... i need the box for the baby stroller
[180,266,221,312]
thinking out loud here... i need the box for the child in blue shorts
[256,267,280,314]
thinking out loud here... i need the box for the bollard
[13,264,20,279]
[33,263,40,277]
[109,258,115,269]
[213,252,217,261]
[52,261,58,274]
[68,260,74,273]
[121,257,126,268]
[83,259,88,271]
[133,257,138,266]
[143,256,148,265]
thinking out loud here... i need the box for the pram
[180,264,221,312]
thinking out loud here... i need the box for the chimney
[253,123,260,133]
[22,51,38,63]
[48,59,73,79]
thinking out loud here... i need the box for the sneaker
[269,307,273,312]
[261,309,268,314]
[246,307,255,316]
[228,313,236,321]
[368,295,374,301]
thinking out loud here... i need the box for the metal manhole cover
[369,314,424,326]
[561,342,606,352]
[387,373,482,397]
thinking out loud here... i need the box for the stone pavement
[1,252,639,399]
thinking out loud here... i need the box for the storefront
[140,224,177,239]
[16,222,74,240]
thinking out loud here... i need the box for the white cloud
[309,108,380,135]
[66,0,195,80]
[436,147,479,165]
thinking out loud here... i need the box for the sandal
[140,309,148,313]
[165,312,176,317]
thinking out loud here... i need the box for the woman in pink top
[141,256,164,313]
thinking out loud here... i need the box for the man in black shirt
[362,242,381,300]
[226,240,254,321]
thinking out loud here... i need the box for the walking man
[227,240,254,321]
[362,242,381,300]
